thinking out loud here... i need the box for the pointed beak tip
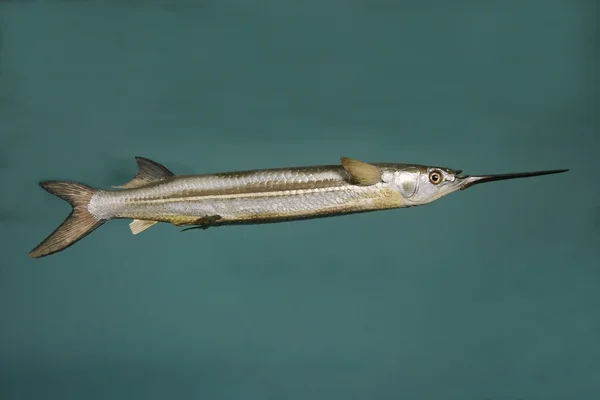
[458,168,569,190]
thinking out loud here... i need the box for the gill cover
[395,167,420,198]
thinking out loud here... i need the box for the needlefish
[29,156,568,258]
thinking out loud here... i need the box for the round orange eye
[428,170,443,185]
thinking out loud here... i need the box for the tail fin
[29,181,105,258]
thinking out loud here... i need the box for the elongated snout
[458,169,569,190]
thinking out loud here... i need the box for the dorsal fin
[340,157,382,185]
[113,156,175,189]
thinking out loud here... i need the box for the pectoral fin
[113,157,175,189]
[341,157,382,185]
[129,219,158,235]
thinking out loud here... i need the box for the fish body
[90,164,411,226]
[29,156,568,258]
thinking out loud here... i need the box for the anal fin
[129,219,158,235]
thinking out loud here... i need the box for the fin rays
[340,157,382,185]
[113,156,175,189]
[29,181,104,258]
[129,219,158,235]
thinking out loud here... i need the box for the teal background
[1,1,598,399]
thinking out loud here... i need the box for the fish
[29,156,569,258]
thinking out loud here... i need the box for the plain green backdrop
[1,1,598,399]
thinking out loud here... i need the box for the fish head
[385,164,569,207]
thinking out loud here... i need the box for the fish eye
[428,170,443,185]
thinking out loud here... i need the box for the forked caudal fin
[29,181,105,258]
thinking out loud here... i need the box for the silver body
[86,164,433,225]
